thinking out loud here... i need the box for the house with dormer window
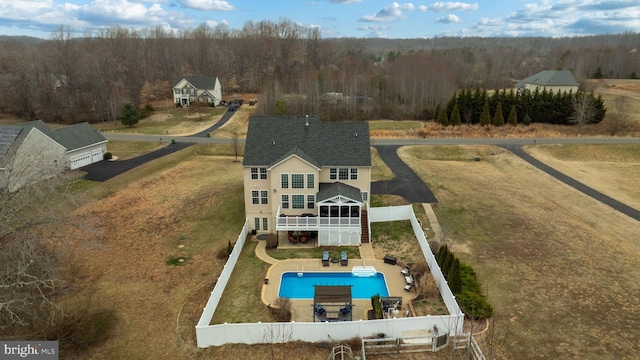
[173,76,222,107]
[242,115,371,246]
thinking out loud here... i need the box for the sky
[1,0,639,39]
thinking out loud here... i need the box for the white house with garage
[173,76,222,107]
[54,122,108,170]
[0,120,107,191]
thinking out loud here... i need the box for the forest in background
[0,21,637,123]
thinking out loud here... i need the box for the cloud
[176,0,234,11]
[360,2,415,23]
[426,2,478,12]
[357,24,395,31]
[436,14,461,24]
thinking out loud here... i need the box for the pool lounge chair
[322,251,329,266]
[340,303,352,315]
[340,251,348,266]
[314,304,326,316]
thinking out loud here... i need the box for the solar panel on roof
[0,127,22,155]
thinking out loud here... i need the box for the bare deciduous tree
[0,165,97,332]
[231,132,240,162]
[608,96,631,135]
[570,91,596,134]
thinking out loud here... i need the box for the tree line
[439,88,606,127]
[0,21,637,123]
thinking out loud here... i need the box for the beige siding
[2,129,66,191]
[271,156,320,217]
[524,83,579,94]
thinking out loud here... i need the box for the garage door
[91,148,103,163]
[69,152,92,170]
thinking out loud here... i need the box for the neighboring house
[53,122,108,170]
[0,120,107,191]
[515,70,580,94]
[173,76,222,107]
[243,115,371,246]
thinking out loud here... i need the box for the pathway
[372,145,438,203]
[501,144,640,222]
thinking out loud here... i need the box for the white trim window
[330,168,337,180]
[251,167,268,180]
[307,194,315,209]
[339,168,348,180]
[262,218,268,231]
[361,191,369,202]
[281,173,289,189]
[350,168,358,180]
[254,218,261,230]
[282,194,290,209]
[292,195,305,209]
[307,173,314,189]
[292,174,304,188]
[252,190,268,205]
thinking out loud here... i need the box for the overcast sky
[1,0,639,39]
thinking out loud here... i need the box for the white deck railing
[275,207,360,230]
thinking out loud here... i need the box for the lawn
[96,106,227,135]
[399,144,640,359]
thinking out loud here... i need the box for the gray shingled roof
[0,126,21,157]
[243,115,371,168]
[516,70,579,89]
[0,121,55,166]
[173,76,218,89]
[317,182,363,203]
[53,122,107,150]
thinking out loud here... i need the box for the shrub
[442,252,454,278]
[371,294,383,319]
[410,261,429,276]
[265,234,278,249]
[457,263,493,319]
[103,152,112,161]
[448,259,462,294]
[269,297,292,322]
[215,246,229,260]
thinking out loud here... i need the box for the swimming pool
[278,271,389,299]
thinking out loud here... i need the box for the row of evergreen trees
[436,244,493,319]
[436,88,606,126]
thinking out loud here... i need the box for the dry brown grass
[399,145,640,359]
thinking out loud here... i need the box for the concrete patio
[258,241,416,322]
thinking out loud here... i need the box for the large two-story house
[173,76,222,107]
[243,115,371,246]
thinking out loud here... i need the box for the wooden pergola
[312,285,353,322]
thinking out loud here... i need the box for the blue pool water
[278,272,389,299]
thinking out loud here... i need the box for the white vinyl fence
[196,206,465,348]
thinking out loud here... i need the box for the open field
[3,82,639,359]
[60,139,639,359]
[400,145,640,359]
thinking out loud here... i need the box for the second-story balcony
[275,207,360,231]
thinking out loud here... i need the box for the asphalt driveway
[371,145,438,204]
[83,108,234,181]
[501,144,640,221]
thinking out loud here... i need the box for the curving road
[92,127,640,220]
